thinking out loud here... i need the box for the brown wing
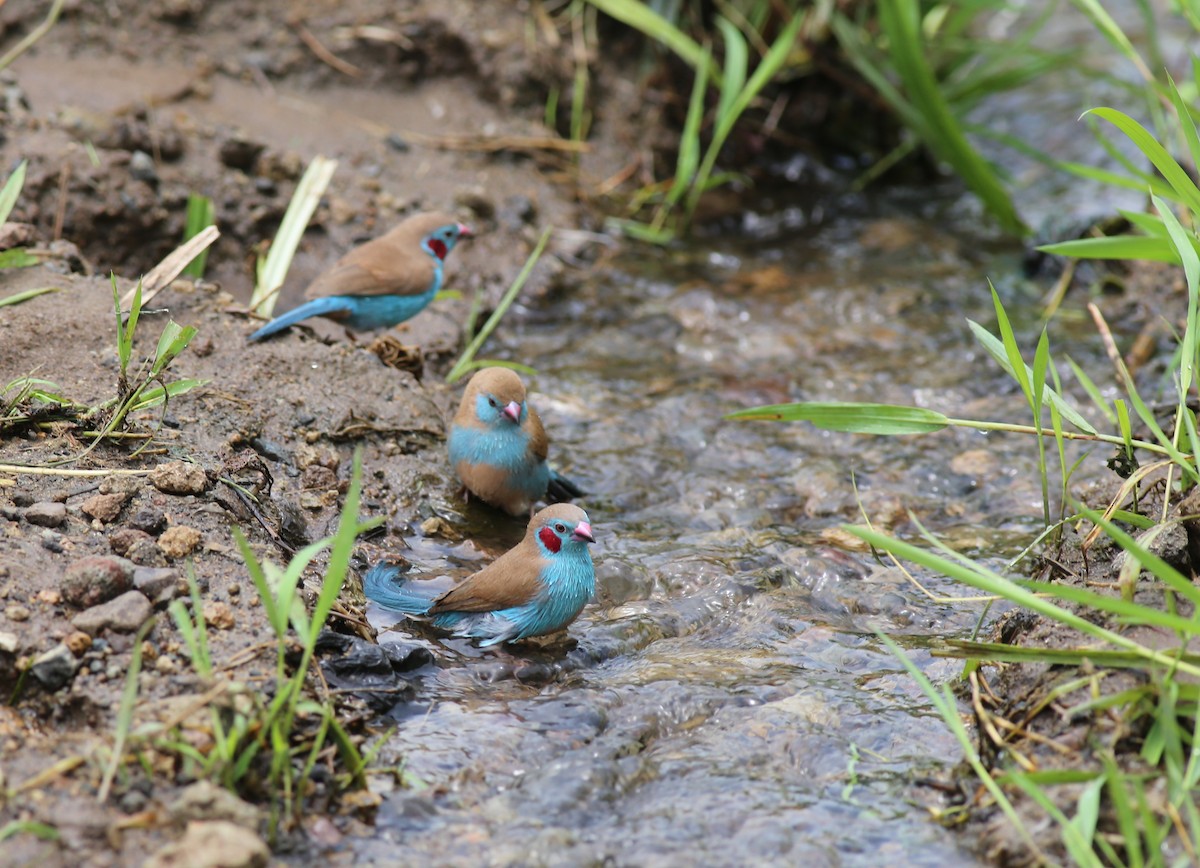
[524,405,550,463]
[306,229,436,300]
[429,546,543,613]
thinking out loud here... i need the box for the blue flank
[248,282,441,341]
[362,535,594,647]
[448,399,550,504]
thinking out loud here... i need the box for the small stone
[25,502,66,528]
[218,135,265,171]
[71,590,153,635]
[158,526,203,559]
[82,492,128,523]
[110,527,153,557]
[4,604,30,622]
[30,643,77,690]
[0,631,17,654]
[154,654,178,674]
[99,475,143,498]
[134,567,182,605]
[11,491,33,507]
[62,556,134,607]
[149,461,210,496]
[169,780,264,829]
[129,150,159,184]
[385,133,410,152]
[143,820,268,868]
[203,601,235,630]
[128,506,168,535]
[128,538,169,568]
[34,589,61,605]
[301,465,337,490]
[40,530,63,552]
[64,631,93,655]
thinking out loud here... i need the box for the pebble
[129,150,159,184]
[99,475,144,498]
[158,526,203,559]
[81,492,128,523]
[203,601,235,630]
[40,530,63,552]
[61,555,134,607]
[134,567,183,605]
[149,461,210,496]
[109,527,153,557]
[154,655,177,674]
[143,820,268,868]
[63,631,92,655]
[71,590,153,635]
[128,538,169,568]
[25,502,66,528]
[129,506,168,535]
[4,604,30,622]
[30,643,77,690]
[0,631,17,653]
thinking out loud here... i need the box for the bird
[363,503,596,646]
[448,366,585,517]
[248,211,472,341]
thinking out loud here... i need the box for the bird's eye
[554,523,566,533]
[487,397,497,407]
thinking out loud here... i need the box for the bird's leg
[458,484,470,504]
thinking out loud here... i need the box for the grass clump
[102,450,381,838]
[728,26,1200,859]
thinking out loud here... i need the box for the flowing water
[356,183,1087,866]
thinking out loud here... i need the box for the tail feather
[363,564,448,615]
[546,469,585,503]
[248,296,351,341]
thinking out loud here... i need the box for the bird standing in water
[363,504,596,646]
[448,367,584,517]
[248,211,472,341]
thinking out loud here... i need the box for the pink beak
[502,401,521,423]
[572,521,595,544]
[457,223,474,238]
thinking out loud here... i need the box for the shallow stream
[357,184,1088,866]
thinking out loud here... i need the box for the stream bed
[357,186,1076,866]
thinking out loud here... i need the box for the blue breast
[338,276,441,330]
[448,424,550,501]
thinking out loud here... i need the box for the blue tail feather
[363,563,447,615]
[248,296,352,341]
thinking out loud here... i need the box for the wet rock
[203,601,235,630]
[31,643,77,690]
[159,526,203,559]
[82,492,128,523]
[130,150,159,185]
[143,820,269,868]
[149,461,210,496]
[110,527,153,556]
[314,631,424,711]
[61,555,134,607]
[64,631,93,655]
[135,567,183,605]
[72,590,153,635]
[169,780,264,828]
[25,502,66,527]
[4,604,29,622]
[129,538,170,568]
[129,505,168,535]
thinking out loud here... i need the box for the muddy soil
[0,2,636,865]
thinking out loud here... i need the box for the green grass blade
[0,249,38,269]
[725,401,951,434]
[584,0,717,77]
[0,286,60,307]
[1152,193,1200,398]
[0,159,27,224]
[98,616,156,803]
[181,194,215,279]
[714,17,747,126]
[1087,107,1200,214]
[1036,236,1182,263]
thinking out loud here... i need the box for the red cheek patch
[539,526,562,553]
[429,238,448,260]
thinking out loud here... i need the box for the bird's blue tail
[248,296,351,341]
[547,469,585,503]
[363,563,443,615]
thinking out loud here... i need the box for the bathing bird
[363,503,596,646]
[448,366,584,517]
[248,211,472,340]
